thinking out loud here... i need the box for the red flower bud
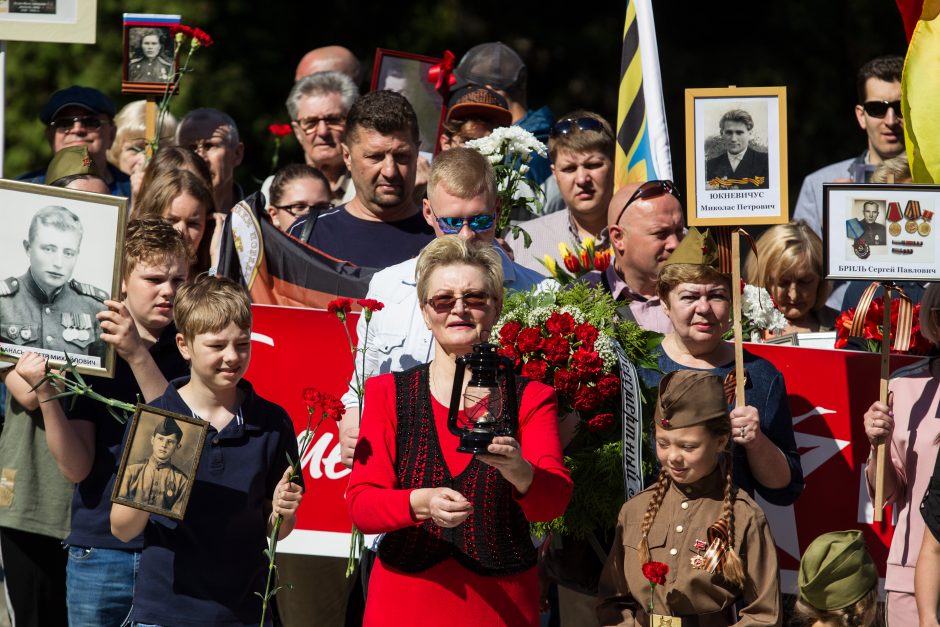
[268,123,293,137]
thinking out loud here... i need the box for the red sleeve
[345,375,419,534]
[514,381,573,522]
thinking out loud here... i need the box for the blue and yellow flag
[615,0,673,190]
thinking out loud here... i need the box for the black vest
[378,364,537,576]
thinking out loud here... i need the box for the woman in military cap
[597,369,780,625]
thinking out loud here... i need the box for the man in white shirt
[337,147,554,466]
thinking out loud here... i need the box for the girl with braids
[597,369,781,626]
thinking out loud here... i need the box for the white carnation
[741,284,788,333]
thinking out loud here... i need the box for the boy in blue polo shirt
[15,218,192,625]
[111,274,302,627]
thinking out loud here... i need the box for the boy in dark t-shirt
[16,219,191,625]
[111,274,302,627]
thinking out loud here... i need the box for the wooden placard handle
[873,287,892,522]
[144,97,157,158]
[731,230,745,406]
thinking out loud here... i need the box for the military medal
[887,201,903,223]
[905,220,918,234]
[77,313,91,341]
[853,238,870,259]
[7,325,17,338]
[905,199,922,235]
[62,313,76,342]
[889,222,902,237]
[20,327,31,341]
[920,210,933,237]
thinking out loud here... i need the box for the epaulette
[0,277,19,297]
[69,279,109,302]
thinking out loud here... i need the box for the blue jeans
[66,545,140,627]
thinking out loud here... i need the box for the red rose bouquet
[494,283,662,538]
[835,297,930,354]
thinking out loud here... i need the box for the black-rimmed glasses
[273,201,333,217]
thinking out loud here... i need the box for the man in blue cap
[18,85,131,198]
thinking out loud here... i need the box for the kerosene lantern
[447,342,518,454]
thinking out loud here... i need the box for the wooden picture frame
[0,180,126,377]
[684,86,789,227]
[823,183,940,282]
[111,405,208,521]
[121,13,181,96]
[0,0,96,44]
[370,48,447,156]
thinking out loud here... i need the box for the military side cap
[662,227,719,268]
[40,85,115,124]
[47,145,99,185]
[654,370,727,429]
[154,415,184,442]
[798,530,877,611]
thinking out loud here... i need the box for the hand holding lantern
[447,342,518,454]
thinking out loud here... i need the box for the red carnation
[597,374,621,398]
[521,358,548,382]
[357,298,385,312]
[546,311,576,336]
[192,27,214,47]
[302,387,320,409]
[327,298,353,315]
[642,561,669,587]
[321,393,346,422]
[268,123,293,137]
[170,24,194,36]
[573,323,599,350]
[499,321,522,344]
[586,412,614,433]
[516,327,544,354]
[573,385,601,412]
[542,334,571,366]
[498,346,520,366]
[553,369,579,396]
[571,348,603,378]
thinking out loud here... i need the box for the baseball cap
[454,42,526,91]
[446,85,512,127]
[40,86,116,125]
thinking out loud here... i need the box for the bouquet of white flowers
[465,126,547,245]
[728,283,788,341]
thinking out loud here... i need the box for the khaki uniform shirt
[597,468,781,626]
[0,272,107,359]
[118,458,188,513]
[128,56,173,82]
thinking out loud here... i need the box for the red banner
[247,305,919,588]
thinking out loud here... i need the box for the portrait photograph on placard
[685,86,788,226]
[112,405,208,521]
[121,14,182,95]
[0,180,126,377]
[370,48,446,155]
[823,183,940,282]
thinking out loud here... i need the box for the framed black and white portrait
[823,183,940,282]
[0,180,126,377]
[122,14,181,95]
[112,405,208,520]
[370,48,447,156]
[685,86,789,227]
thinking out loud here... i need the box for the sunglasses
[273,201,333,217]
[50,115,105,131]
[429,206,496,234]
[613,180,681,225]
[294,115,345,134]
[862,100,902,119]
[425,290,491,313]
[550,116,605,137]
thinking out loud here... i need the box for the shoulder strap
[69,279,108,302]
[0,277,19,297]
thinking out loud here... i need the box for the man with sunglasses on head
[505,111,615,275]
[591,179,684,333]
[794,56,905,238]
[18,85,131,197]
[337,147,552,468]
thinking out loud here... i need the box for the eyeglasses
[862,100,902,119]
[294,116,345,134]
[187,139,229,156]
[425,290,491,313]
[429,206,496,234]
[50,115,104,132]
[273,201,333,217]
[550,117,605,137]
[613,180,681,226]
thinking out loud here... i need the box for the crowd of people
[0,37,936,627]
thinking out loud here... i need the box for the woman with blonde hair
[746,221,833,337]
[106,100,179,200]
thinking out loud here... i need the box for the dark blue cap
[40,85,116,124]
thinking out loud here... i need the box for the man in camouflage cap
[0,204,108,362]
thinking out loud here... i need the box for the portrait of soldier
[0,205,108,358]
[127,28,173,83]
[859,200,887,246]
[117,416,190,513]
[705,108,770,189]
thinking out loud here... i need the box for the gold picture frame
[111,405,208,521]
[684,86,789,227]
[0,179,126,378]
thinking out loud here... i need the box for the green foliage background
[4,0,906,200]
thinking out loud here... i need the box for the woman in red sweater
[346,236,572,626]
